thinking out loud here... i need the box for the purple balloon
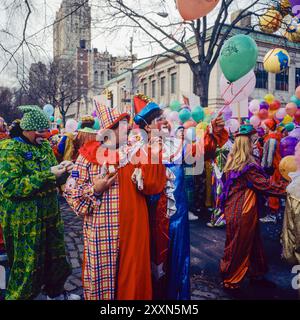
[260,101,269,110]
[256,127,265,137]
[280,136,299,157]
[223,107,233,122]
[92,110,97,117]
[291,0,300,18]
[289,127,300,140]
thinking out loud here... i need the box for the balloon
[259,10,282,34]
[223,106,233,122]
[220,70,256,104]
[93,118,100,130]
[196,122,209,135]
[249,99,260,113]
[50,116,54,122]
[290,95,300,107]
[257,127,265,137]
[264,94,275,104]
[280,136,299,157]
[159,103,167,109]
[219,34,258,82]
[176,0,220,21]
[204,107,213,116]
[65,119,78,133]
[167,111,180,122]
[43,104,54,117]
[250,115,261,128]
[170,100,181,112]
[269,100,281,111]
[289,127,300,140]
[184,120,197,129]
[286,102,298,116]
[204,115,212,123]
[263,48,290,73]
[260,101,269,110]
[185,127,197,143]
[258,109,269,120]
[225,119,240,133]
[179,108,191,123]
[295,86,300,99]
[191,106,205,123]
[56,119,62,125]
[77,121,82,130]
[283,114,294,124]
[268,110,277,119]
[276,108,287,120]
[92,110,97,118]
[285,122,295,132]
[294,109,300,123]
[279,156,297,181]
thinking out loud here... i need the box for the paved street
[59,199,299,300]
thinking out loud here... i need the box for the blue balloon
[93,118,100,130]
[43,104,54,117]
[290,95,300,107]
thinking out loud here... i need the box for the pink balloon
[286,102,298,116]
[249,99,260,114]
[225,119,240,133]
[295,86,300,100]
[250,115,261,128]
[184,120,197,129]
[220,70,256,105]
[276,108,287,121]
[167,111,179,122]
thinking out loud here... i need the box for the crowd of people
[0,95,299,300]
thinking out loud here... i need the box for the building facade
[105,26,300,113]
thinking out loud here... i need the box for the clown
[0,106,78,300]
[133,96,228,300]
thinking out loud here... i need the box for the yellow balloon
[263,48,290,74]
[279,156,297,182]
[282,114,293,124]
[279,0,291,17]
[196,122,208,137]
[259,10,282,34]
[264,93,275,104]
[204,107,212,116]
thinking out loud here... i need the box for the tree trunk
[192,64,211,107]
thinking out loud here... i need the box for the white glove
[50,165,67,179]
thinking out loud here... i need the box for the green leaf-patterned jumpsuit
[0,137,71,300]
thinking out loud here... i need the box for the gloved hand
[50,165,67,179]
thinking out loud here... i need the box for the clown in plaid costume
[64,101,166,300]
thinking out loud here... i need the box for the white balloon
[65,119,78,133]
[220,70,256,105]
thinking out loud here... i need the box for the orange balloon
[176,0,220,21]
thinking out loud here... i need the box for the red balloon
[294,109,300,123]
[259,108,269,120]
[269,100,281,111]
[286,102,298,116]
[176,0,220,21]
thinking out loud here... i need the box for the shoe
[188,212,199,221]
[47,292,81,300]
[259,214,277,224]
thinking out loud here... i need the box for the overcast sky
[0,0,258,88]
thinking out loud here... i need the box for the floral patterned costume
[0,137,71,300]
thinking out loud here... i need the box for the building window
[143,83,148,96]
[151,80,156,98]
[160,77,165,96]
[100,71,105,85]
[255,62,268,89]
[94,71,98,84]
[276,68,289,91]
[171,73,177,94]
[296,68,300,88]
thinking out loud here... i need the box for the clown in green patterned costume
[0,106,79,300]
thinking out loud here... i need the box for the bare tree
[22,59,82,126]
[93,0,289,106]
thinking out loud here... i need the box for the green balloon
[178,108,191,123]
[170,100,181,112]
[219,34,258,82]
[191,106,205,123]
[50,116,54,122]
[93,118,100,130]
[56,119,62,125]
[285,122,295,132]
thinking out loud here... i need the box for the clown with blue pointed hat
[133,94,229,300]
